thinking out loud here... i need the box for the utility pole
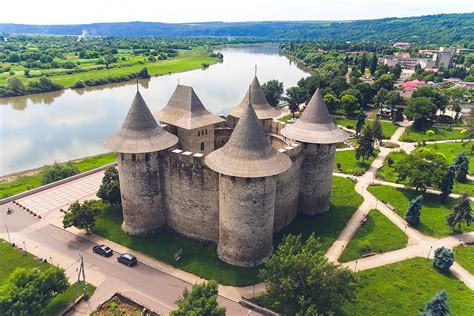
[72,255,88,308]
[5,225,11,244]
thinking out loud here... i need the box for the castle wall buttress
[164,149,219,242]
[298,143,336,215]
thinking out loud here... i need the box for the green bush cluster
[41,162,79,185]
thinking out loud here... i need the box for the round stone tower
[104,91,178,235]
[206,92,291,267]
[281,88,348,215]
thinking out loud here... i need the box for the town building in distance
[105,76,348,267]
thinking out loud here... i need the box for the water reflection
[0,45,308,175]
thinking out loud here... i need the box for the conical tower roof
[281,88,348,144]
[206,93,291,178]
[155,84,224,130]
[229,76,280,120]
[105,91,178,153]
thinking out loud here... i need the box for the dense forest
[0,13,473,45]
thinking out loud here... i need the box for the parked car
[92,244,113,257]
[117,253,137,267]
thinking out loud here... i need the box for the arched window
[132,154,136,161]
[200,142,205,151]
[205,129,208,135]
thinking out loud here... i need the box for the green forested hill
[0,13,473,45]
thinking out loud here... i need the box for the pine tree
[446,192,473,232]
[454,152,469,183]
[420,290,451,316]
[439,165,455,204]
[370,53,377,76]
[355,110,366,135]
[405,195,423,227]
[371,119,383,144]
[432,247,454,272]
[360,53,368,75]
[355,126,375,162]
[97,167,121,205]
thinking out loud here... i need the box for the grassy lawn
[400,126,465,142]
[340,210,408,263]
[376,149,474,195]
[0,49,218,89]
[334,149,379,176]
[93,176,363,286]
[0,152,116,199]
[0,240,95,315]
[454,245,474,274]
[278,113,300,123]
[422,141,474,174]
[334,117,398,139]
[368,185,473,237]
[342,258,474,315]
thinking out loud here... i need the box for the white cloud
[2,0,472,24]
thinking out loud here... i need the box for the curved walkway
[327,120,474,291]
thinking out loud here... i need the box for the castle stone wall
[274,143,302,231]
[117,151,166,235]
[176,125,215,155]
[217,175,275,267]
[298,143,336,215]
[164,149,219,242]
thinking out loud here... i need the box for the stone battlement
[169,148,206,166]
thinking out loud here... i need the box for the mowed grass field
[368,185,473,237]
[93,176,363,286]
[340,209,408,262]
[0,152,116,199]
[454,245,474,274]
[343,258,474,315]
[0,240,95,315]
[334,149,379,175]
[400,126,465,142]
[376,143,474,194]
[0,48,218,89]
[334,117,399,139]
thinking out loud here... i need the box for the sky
[2,0,473,24]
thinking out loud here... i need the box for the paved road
[1,204,257,315]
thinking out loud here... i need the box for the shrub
[382,141,400,148]
[432,247,454,272]
[41,162,79,185]
[426,130,435,136]
[72,80,85,89]
[346,124,354,129]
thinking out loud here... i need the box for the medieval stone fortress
[105,76,348,267]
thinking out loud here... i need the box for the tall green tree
[360,53,368,75]
[6,76,25,93]
[260,233,358,316]
[171,280,225,316]
[370,53,377,76]
[0,267,68,316]
[41,162,79,185]
[355,110,366,135]
[412,86,448,111]
[374,88,388,107]
[97,167,121,205]
[355,126,375,162]
[454,152,469,183]
[323,93,340,113]
[285,86,305,118]
[405,195,423,227]
[405,97,437,130]
[371,118,383,144]
[63,200,101,234]
[432,247,454,272]
[446,192,473,232]
[262,79,284,107]
[396,149,448,191]
[420,290,451,316]
[341,94,359,117]
[439,165,455,204]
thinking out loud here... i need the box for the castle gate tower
[281,88,348,214]
[206,93,291,267]
[105,91,178,235]
[155,84,224,155]
[228,76,280,133]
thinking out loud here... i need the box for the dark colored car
[117,253,137,267]
[92,244,113,257]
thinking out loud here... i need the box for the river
[0,45,309,176]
